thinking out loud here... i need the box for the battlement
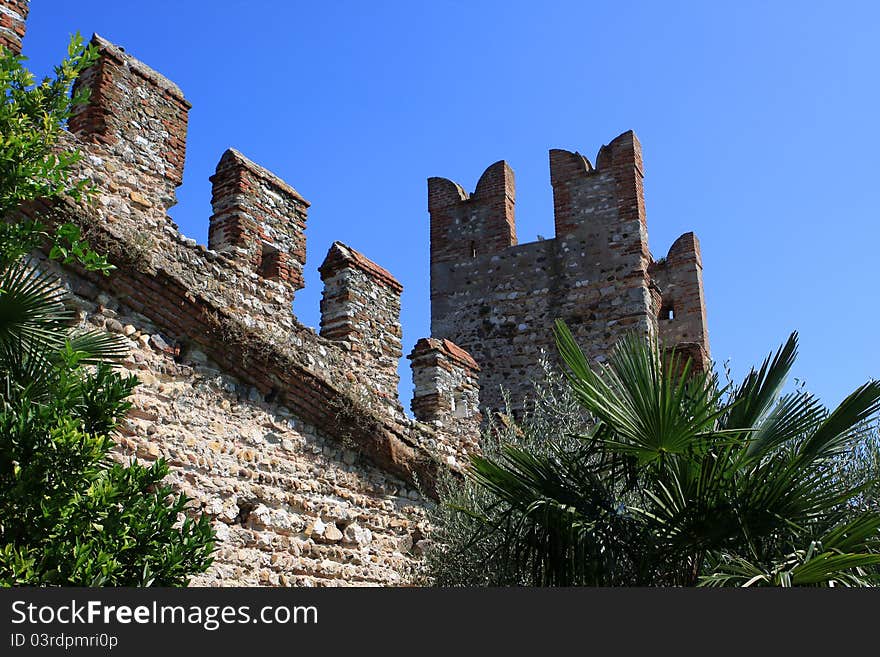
[429,131,646,273]
[429,131,709,411]
[8,0,713,585]
[6,2,483,498]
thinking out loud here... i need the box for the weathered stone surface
[408,338,482,465]
[319,242,404,406]
[71,294,431,586]
[208,148,309,303]
[344,523,372,548]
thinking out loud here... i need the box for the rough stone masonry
[6,1,709,586]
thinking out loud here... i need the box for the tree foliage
[0,33,111,273]
[426,323,880,587]
[0,357,214,586]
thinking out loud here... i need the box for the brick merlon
[427,177,468,212]
[472,160,515,203]
[549,148,594,185]
[318,241,403,293]
[90,33,191,109]
[595,129,643,174]
[409,337,480,372]
[667,231,702,265]
[216,148,310,207]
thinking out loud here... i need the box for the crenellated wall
[6,1,484,587]
[429,131,710,413]
[6,0,712,586]
[37,257,433,586]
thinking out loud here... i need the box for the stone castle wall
[7,1,482,586]
[42,259,430,586]
[5,1,711,586]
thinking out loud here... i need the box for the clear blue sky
[22,1,879,410]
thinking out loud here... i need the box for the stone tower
[428,131,710,413]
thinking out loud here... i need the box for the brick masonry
[408,338,482,467]
[0,0,27,54]
[429,132,710,413]
[209,148,309,302]
[319,241,405,405]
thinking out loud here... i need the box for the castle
[4,1,708,586]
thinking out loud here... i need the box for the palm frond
[554,321,726,464]
[62,331,128,365]
[799,382,880,461]
[743,390,825,460]
[701,545,880,587]
[0,259,127,392]
[724,332,798,431]
[0,258,72,355]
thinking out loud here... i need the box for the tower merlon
[427,177,469,212]
[666,231,703,266]
[650,231,709,371]
[472,160,516,204]
[549,148,594,187]
[428,160,517,265]
[551,130,646,239]
[595,129,644,173]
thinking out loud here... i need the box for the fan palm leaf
[0,258,127,395]
[554,321,727,464]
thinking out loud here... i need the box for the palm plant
[0,259,126,399]
[461,321,880,586]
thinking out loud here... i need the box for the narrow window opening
[470,241,476,258]
[259,243,284,280]
[660,303,675,321]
